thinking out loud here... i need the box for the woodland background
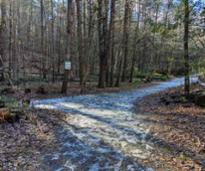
[0,0,205,92]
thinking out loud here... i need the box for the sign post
[65,61,72,71]
[61,61,72,94]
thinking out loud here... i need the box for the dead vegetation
[0,108,63,170]
[0,80,151,101]
[0,108,10,122]
[136,85,205,171]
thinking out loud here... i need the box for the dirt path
[32,77,198,171]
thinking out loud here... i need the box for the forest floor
[136,85,205,171]
[0,72,170,101]
[0,109,62,170]
[0,80,154,102]
[1,77,204,171]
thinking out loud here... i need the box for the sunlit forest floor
[0,79,204,170]
[136,85,205,170]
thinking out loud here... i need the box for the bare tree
[97,0,109,88]
[121,0,131,82]
[40,0,46,79]
[108,0,116,87]
[61,0,73,94]
[0,0,6,81]
[76,0,86,88]
[184,0,190,97]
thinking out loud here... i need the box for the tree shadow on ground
[38,113,148,171]
[139,112,205,169]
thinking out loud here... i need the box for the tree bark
[40,0,47,79]
[129,0,141,83]
[0,0,6,81]
[97,0,109,88]
[108,0,116,87]
[76,0,85,88]
[51,0,55,82]
[184,0,190,98]
[61,0,73,94]
[9,0,13,77]
[121,0,130,82]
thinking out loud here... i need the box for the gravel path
[33,77,197,171]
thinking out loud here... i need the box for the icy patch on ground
[33,77,198,171]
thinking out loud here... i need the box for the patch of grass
[135,72,148,79]
[133,78,143,86]
[134,71,170,82]
[178,95,188,103]
[151,72,169,81]
[0,96,19,108]
[177,153,191,162]
[159,144,174,154]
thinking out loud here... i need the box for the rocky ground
[136,85,205,171]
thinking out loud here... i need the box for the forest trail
[33,77,197,171]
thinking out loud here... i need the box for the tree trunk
[97,0,109,88]
[0,0,6,81]
[108,0,116,87]
[51,0,55,82]
[184,0,190,98]
[61,0,73,94]
[121,0,130,82]
[76,0,86,88]
[9,0,13,77]
[115,55,123,87]
[129,0,141,83]
[40,0,46,79]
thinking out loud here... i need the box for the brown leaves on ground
[136,86,205,171]
[0,109,63,170]
[0,81,153,101]
[0,108,10,122]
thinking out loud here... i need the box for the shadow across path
[33,77,198,171]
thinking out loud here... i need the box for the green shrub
[133,78,143,85]
[0,96,18,108]
[152,72,169,81]
[134,71,169,81]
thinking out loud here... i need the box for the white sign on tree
[65,61,71,70]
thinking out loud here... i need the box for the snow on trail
[33,77,197,171]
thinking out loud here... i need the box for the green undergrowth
[133,71,170,85]
[0,96,19,108]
